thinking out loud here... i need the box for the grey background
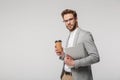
[0,0,120,80]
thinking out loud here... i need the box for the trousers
[62,72,73,80]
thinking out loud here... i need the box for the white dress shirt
[64,28,78,72]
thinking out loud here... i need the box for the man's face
[63,13,77,32]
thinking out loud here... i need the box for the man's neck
[70,26,79,32]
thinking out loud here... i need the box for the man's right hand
[55,47,64,57]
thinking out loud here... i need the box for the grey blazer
[60,28,100,80]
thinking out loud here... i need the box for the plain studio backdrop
[0,0,120,80]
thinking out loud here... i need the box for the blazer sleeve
[74,32,100,69]
[59,54,65,60]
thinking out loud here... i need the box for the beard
[67,21,78,32]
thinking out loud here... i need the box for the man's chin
[67,26,74,31]
[69,28,74,32]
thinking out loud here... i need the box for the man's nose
[67,20,71,24]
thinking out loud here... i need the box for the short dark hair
[61,9,77,19]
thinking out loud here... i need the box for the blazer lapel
[73,28,81,46]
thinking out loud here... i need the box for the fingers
[64,57,70,64]
[55,47,59,53]
[64,56,74,66]
[55,48,63,56]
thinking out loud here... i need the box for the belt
[64,71,72,75]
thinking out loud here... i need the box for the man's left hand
[64,55,75,66]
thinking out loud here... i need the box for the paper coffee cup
[55,40,63,53]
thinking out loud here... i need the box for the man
[55,9,100,80]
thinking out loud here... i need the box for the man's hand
[64,54,75,66]
[55,47,64,57]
